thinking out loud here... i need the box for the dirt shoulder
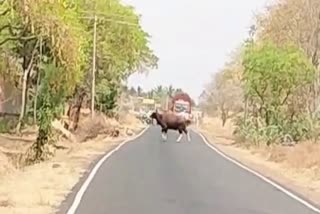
[198,117,320,207]
[0,115,145,214]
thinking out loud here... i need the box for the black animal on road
[150,110,191,142]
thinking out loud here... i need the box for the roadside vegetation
[199,0,320,203]
[0,0,157,212]
[128,85,195,108]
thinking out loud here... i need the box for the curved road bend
[61,126,319,214]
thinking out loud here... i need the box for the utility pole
[34,36,43,123]
[91,14,97,118]
[78,11,138,118]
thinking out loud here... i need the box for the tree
[129,87,137,96]
[256,0,320,112]
[202,71,243,125]
[241,41,315,142]
[137,86,142,97]
[167,85,174,97]
[0,0,158,163]
[256,0,320,58]
[78,0,158,116]
[200,0,320,145]
[200,44,245,124]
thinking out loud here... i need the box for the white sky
[124,0,271,101]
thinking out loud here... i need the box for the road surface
[60,126,320,214]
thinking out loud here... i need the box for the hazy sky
[124,0,271,101]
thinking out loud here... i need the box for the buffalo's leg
[161,128,168,141]
[183,127,191,142]
[176,128,183,142]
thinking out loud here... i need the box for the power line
[79,10,139,21]
[81,16,139,27]
[80,12,141,117]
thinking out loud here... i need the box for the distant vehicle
[142,113,152,124]
[169,92,193,121]
[137,109,152,124]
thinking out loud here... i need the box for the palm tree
[174,88,183,94]
[129,87,137,96]
[156,85,163,95]
[167,85,174,97]
[137,86,142,97]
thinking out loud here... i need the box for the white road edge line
[197,131,320,213]
[66,126,150,214]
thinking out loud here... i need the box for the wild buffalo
[150,110,191,142]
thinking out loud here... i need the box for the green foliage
[75,0,158,113]
[96,79,119,114]
[236,41,316,145]
[0,118,17,133]
[233,116,283,145]
[243,42,315,112]
[30,64,68,162]
[0,0,158,163]
[37,64,68,120]
[141,85,184,101]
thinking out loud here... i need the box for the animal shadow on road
[155,129,192,144]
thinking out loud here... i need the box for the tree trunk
[16,61,34,133]
[244,95,248,126]
[33,37,43,123]
[221,107,227,127]
[66,87,86,132]
[16,39,39,133]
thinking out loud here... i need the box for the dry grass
[199,116,320,205]
[200,117,236,144]
[276,143,320,169]
[0,113,144,214]
[0,152,15,176]
[75,113,121,142]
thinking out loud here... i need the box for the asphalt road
[62,126,320,214]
